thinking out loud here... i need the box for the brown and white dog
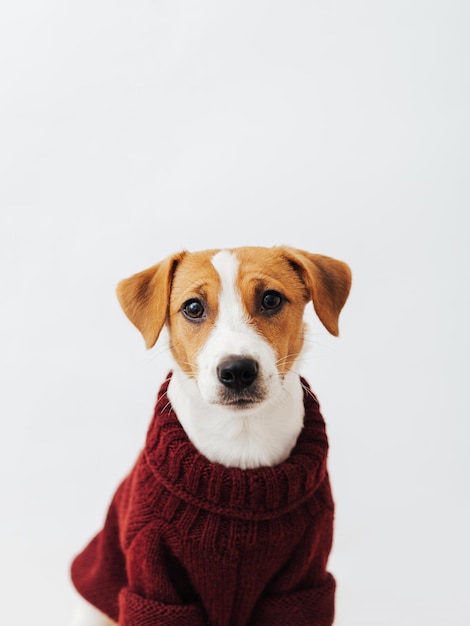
[71,246,351,626]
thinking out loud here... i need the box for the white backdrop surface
[1,1,469,624]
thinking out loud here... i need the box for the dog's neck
[166,367,305,470]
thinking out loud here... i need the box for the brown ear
[116,252,185,348]
[283,248,352,336]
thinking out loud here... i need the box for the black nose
[217,357,259,391]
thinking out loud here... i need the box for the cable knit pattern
[71,374,336,626]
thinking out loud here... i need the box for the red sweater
[71,375,335,626]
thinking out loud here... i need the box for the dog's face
[117,246,351,412]
[168,248,310,409]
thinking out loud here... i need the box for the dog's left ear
[283,248,352,336]
[116,252,186,349]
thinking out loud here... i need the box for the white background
[1,1,469,624]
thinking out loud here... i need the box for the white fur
[167,250,305,469]
[168,366,304,469]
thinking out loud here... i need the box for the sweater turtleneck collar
[144,373,330,520]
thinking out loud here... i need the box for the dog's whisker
[299,381,319,402]
[275,353,301,367]
[171,361,199,376]
[145,345,174,364]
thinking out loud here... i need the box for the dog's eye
[261,290,283,312]
[182,298,205,320]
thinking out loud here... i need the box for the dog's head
[117,246,351,411]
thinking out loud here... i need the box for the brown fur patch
[117,246,351,373]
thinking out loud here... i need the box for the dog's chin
[208,387,270,412]
[218,397,262,411]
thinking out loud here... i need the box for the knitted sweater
[71,374,335,626]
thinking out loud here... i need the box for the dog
[70,246,351,626]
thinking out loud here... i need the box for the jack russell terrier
[70,246,351,626]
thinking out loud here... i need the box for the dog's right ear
[116,252,185,349]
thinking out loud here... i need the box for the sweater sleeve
[72,456,209,626]
[117,520,209,626]
[118,588,208,626]
[250,575,335,626]
[71,477,131,622]
[251,503,336,626]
